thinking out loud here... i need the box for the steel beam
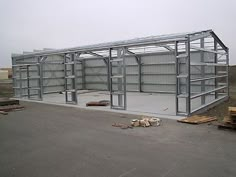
[210,31,228,51]
[200,38,205,105]
[189,31,211,41]
[86,51,108,65]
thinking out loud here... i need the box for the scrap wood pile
[218,107,236,130]
[112,116,161,129]
[178,115,217,124]
[0,98,24,115]
[86,100,110,107]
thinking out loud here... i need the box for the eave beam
[189,31,211,42]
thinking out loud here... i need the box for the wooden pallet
[0,98,19,106]
[178,115,217,124]
[0,105,24,112]
[228,107,236,123]
[218,108,236,130]
[218,119,236,130]
[228,107,236,114]
[86,100,109,107]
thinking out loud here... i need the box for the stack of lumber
[86,100,110,106]
[178,115,217,124]
[0,98,24,115]
[218,107,236,130]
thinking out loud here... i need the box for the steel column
[175,41,179,115]
[226,48,229,97]
[26,65,30,99]
[108,48,113,107]
[186,37,191,115]
[200,38,205,104]
[138,56,142,92]
[214,39,218,99]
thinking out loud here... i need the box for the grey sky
[0,0,235,67]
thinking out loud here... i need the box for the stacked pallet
[218,107,236,129]
[0,98,24,115]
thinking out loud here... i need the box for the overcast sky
[0,0,235,67]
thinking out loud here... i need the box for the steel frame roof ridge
[12,29,215,59]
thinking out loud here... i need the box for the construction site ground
[0,101,236,177]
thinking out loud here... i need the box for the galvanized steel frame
[11,29,229,115]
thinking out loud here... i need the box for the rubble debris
[86,100,110,106]
[113,116,161,129]
[178,115,217,124]
[148,118,161,126]
[139,118,150,127]
[131,119,140,127]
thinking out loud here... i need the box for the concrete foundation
[15,90,221,120]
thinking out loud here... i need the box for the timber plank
[178,115,217,124]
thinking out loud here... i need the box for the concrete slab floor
[17,91,223,120]
[0,102,236,177]
[40,91,182,119]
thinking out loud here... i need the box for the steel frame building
[11,29,229,116]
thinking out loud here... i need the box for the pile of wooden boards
[0,98,24,115]
[178,115,217,124]
[86,100,110,106]
[218,107,236,130]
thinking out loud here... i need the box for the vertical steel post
[200,38,205,104]
[108,48,113,108]
[38,57,43,100]
[72,53,77,103]
[226,48,229,97]
[214,39,218,99]
[186,37,191,115]
[106,58,110,91]
[64,54,68,102]
[138,56,142,92]
[123,47,127,110]
[19,66,22,97]
[117,48,123,106]
[81,59,86,90]
[11,57,17,97]
[27,65,30,99]
[175,41,179,115]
